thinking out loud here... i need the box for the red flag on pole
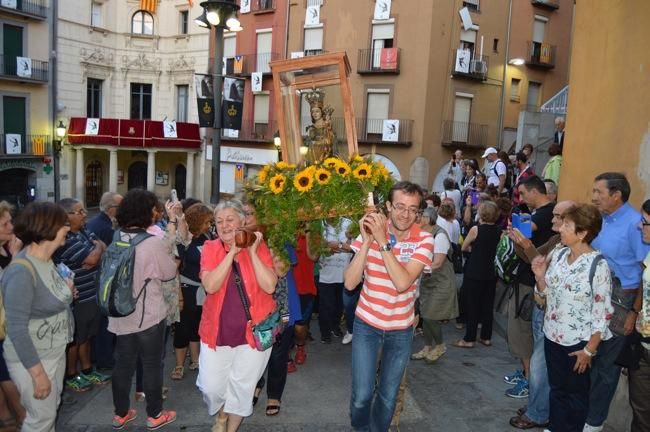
[140,0,157,14]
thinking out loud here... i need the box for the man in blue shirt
[587,172,650,431]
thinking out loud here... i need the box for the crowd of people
[0,137,648,432]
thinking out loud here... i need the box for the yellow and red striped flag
[140,0,157,14]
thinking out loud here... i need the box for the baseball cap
[481,147,497,158]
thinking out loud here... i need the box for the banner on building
[16,57,32,78]
[240,0,250,13]
[223,77,244,130]
[85,118,100,135]
[540,43,552,64]
[195,74,215,127]
[163,120,177,138]
[5,134,21,154]
[373,0,391,20]
[140,0,156,14]
[382,120,399,142]
[459,7,473,31]
[305,5,320,26]
[290,51,305,59]
[1,0,16,9]
[233,55,244,74]
[251,72,263,92]
[379,48,398,70]
[454,49,471,74]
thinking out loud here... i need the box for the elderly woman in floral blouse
[532,203,613,431]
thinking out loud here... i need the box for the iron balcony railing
[441,120,488,149]
[221,119,277,142]
[357,48,401,74]
[0,134,51,156]
[252,0,275,12]
[223,52,281,75]
[526,41,556,69]
[0,54,49,82]
[531,0,559,10]
[451,51,489,81]
[0,0,47,19]
[304,49,327,57]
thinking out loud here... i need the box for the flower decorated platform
[246,155,394,254]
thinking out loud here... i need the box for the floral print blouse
[543,247,613,346]
[637,253,650,346]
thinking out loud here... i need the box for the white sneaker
[583,425,603,432]
[342,332,353,345]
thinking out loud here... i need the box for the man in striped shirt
[54,198,110,392]
[344,181,434,432]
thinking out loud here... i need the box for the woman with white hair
[197,199,277,432]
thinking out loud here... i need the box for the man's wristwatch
[378,243,392,252]
[583,346,597,357]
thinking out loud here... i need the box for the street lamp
[508,58,525,66]
[195,0,242,204]
[53,120,66,201]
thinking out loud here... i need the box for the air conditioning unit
[470,59,487,74]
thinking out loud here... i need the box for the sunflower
[293,169,314,193]
[351,154,364,163]
[314,168,332,185]
[258,166,270,184]
[334,161,351,176]
[276,161,290,170]
[323,157,339,169]
[269,174,287,194]
[352,163,372,180]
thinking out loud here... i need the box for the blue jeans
[350,319,413,432]
[585,335,625,426]
[527,305,550,424]
[343,286,360,334]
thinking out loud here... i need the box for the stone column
[108,149,118,193]
[186,152,195,198]
[75,147,84,200]
[147,150,156,192]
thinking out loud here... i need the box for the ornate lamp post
[195,1,242,204]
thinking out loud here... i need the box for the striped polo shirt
[53,227,100,304]
[351,223,434,331]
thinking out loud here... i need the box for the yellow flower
[334,161,351,176]
[352,154,364,163]
[353,163,372,180]
[269,174,287,194]
[258,166,269,184]
[276,161,290,170]
[323,157,339,169]
[293,169,314,193]
[314,168,332,185]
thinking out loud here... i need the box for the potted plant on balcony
[245,154,394,260]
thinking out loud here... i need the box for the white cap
[481,147,497,158]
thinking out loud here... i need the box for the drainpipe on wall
[51,0,60,201]
[496,0,513,150]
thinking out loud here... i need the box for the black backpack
[97,230,152,326]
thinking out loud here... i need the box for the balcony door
[3,96,26,153]
[371,22,394,68]
[3,24,23,76]
[452,95,472,143]
[366,91,389,139]
[256,31,272,73]
[532,16,547,61]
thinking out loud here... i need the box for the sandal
[265,404,281,416]
[253,377,265,407]
[188,361,199,371]
[451,339,474,348]
[171,366,184,380]
[478,339,492,347]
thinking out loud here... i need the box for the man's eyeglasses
[67,209,87,216]
[391,203,422,217]
[642,218,650,228]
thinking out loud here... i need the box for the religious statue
[304,89,335,164]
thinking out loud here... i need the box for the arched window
[132,10,154,35]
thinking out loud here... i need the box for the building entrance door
[174,164,186,199]
[128,161,147,190]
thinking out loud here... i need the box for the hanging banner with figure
[305,5,319,26]
[16,57,32,78]
[251,72,263,92]
[455,49,471,74]
[195,73,215,127]
[374,0,391,20]
[5,134,21,154]
[240,0,250,13]
[222,77,244,130]
[85,118,100,135]
[163,120,177,138]
[382,120,399,142]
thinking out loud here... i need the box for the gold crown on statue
[305,89,325,108]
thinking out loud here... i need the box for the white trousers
[196,342,271,417]
[7,347,66,432]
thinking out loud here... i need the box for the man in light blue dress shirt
[587,172,650,432]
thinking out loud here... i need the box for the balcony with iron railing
[0,134,51,157]
[0,54,49,83]
[298,116,413,145]
[451,51,489,81]
[221,119,277,142]
[357,48,401,74]
[252,0,275,13]
[223,52,281,76]
[531,0,559,10]
[526,41,556,69]
[0,0,48,19]
[441,120,488,149]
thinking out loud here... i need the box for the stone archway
[128,161,147,190]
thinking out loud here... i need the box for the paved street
[57,321,529,432]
